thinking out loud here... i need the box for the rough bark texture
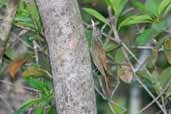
[35,0,97,114]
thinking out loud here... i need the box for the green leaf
[25,77,49,94]
[135,29,154,45]
[22,66,52,79]
[145,0,160,16]
[163,3,171,16]
[132,0,147,13]
[157,67,171,88]
[136,19,168,45]
[27,0,43,32]
[47,106,57,114]
[14,11,35,30]
[103,41,118,52]
[33,106,44,114]
[104,0,110,6]
[106,0,127,17]
[83,8,109,25]
[13,98,40,114]
[14,0,43,32]
[17,1,26,12]
[111,98,127,114]
[152,19,168,32]
[119,15,152,29]
[15,13,33,24]
[115,48,125,63]
[5,47,18,60]
[0,0,7,6]
[159,0,171,15]
[151,71,161,94]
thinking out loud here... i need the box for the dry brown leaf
[8,58,27,78]
[117,63,133,84]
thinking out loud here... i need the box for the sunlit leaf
[163,3,171,16]
[33,106,44,114]
[132,0,147,13]
[27,0,43,32]
[106,0,127,17]
[119,15,152,29]
[15,11,35,30]
[159,0,171,15]
[83,8,109,25]
[111,98,127,114]
[14,0,43,32]
[22,66,52,79]
[25,77,49,94]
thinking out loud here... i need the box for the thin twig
[33,40,39,64]
[136,76,168,114]
[139,76,171,113]
[95,86,107,100]
[116,31,167,114]
[109,100,127,114]
[108,102,117,114]
[161,96,167,114]
[106,10,168,113]
[111,76,120,98]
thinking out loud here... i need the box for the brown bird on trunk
[90,20,111,97]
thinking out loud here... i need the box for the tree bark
[35,0,97,114]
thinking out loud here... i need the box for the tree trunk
[35,0,97,114]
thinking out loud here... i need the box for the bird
[90,20,111,97]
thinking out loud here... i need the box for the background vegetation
[0,0,171,114]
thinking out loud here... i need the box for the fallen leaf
[117,63,133,83]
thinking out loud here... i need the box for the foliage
[83,0,171,113]
[0,0,171,114]
[0,0,56,114]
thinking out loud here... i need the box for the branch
[106,8,168,114]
